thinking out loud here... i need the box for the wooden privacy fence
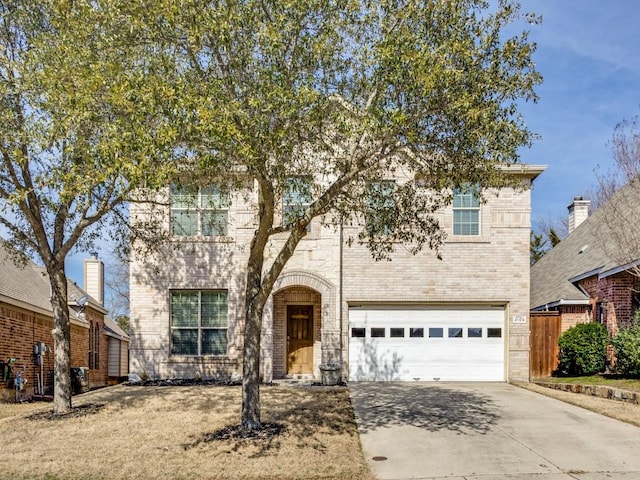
[530,311,561,378]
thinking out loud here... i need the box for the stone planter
[319,363,342,386]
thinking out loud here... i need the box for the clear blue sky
[515,0,640,223]
[60,1,640,286]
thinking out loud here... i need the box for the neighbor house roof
[531,178,640,310]
[0,243,105,321]
[104,317,130,341]
[0,245,53,315]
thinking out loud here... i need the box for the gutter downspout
[339,219,344,380]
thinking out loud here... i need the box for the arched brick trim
[261,271,338,382]
[272,270,336,299]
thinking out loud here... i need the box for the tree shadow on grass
[188,385,357,457]
[270,386,357,435]
[349,383,500,435]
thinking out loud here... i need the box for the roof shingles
[0,244,103,317]
[531,178,640,309]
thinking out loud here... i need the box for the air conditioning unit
[70,367,90,394]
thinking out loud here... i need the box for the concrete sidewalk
[349,382,640,479]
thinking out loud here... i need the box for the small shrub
[556,322,608,376]
[611,325,640,376]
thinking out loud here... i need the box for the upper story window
[453,186,480,235]
[170,185,229,236]
[366,180,396,235]
[283,177,312,227]
[170,290,228,356]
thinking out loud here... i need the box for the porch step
[272,375,316,386]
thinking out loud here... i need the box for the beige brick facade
[130,172,537,382]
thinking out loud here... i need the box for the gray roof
[0,243,104,317]
[0,245,53,313]
[104,317,130,341]
[531,178,640,309]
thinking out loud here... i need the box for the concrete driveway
[349,382,640,480]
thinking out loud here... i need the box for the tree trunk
[241,296,264,430]
[49,267,72,414]
[240,179,273,430]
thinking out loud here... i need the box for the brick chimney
[567,197,590,234]
[83,253,104,306]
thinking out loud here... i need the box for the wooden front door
[287,305,314,374]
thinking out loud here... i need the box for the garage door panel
[348,306,505,382]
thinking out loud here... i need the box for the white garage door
[348,306,505,382]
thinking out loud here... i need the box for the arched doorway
[272,286,321,378]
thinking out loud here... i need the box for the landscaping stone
[533,381,640,405]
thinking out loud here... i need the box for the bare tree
[592,115,640,289]
[598,177,640,281]
[591,115,640,209]
[104,252,130,331]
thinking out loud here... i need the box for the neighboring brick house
[130,164,545,383]
[0,247,122,401]
[531,180,640,337]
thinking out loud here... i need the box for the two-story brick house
[129,164,545,383]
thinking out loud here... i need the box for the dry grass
[0,384,373,480]
[516,382,640,428]
[0,401,49,420]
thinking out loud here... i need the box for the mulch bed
[26,403,105,421]
[183,423,287,450]
[126,378,347,388]
[203,422,286,442]
[126,378,240,387]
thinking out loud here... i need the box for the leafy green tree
[0,1,173,413]
[114,315,131,335]
[530,225,563,265]
[530,230,548,265]
[137,0,541,430]
[548,227,561,247]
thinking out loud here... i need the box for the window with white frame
[366,180,396,235]
[170,185,229,236]
[282,177,312,227]
[453,187,480,235]
[170,290,228,356]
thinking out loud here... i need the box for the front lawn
[541,375,640,393]
[0,384,373,480]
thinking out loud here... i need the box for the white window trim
[170,290,229,357]
[452,189,481,236]
[170,185,229,237]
